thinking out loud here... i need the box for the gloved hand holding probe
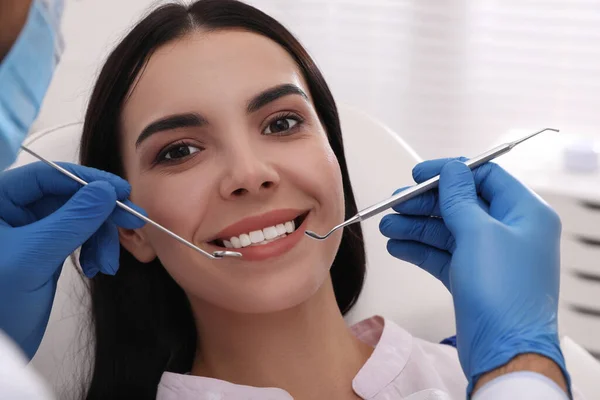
[380,158,571,397]
[0,162,146,358]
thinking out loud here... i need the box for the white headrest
[12,122,83,168]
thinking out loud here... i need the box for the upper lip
[209,208,307,241]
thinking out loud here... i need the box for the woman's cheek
[321,144,345,214]
[134,174,210,245]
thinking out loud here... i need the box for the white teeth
[230,236,242,249]
[284,220,295,233]
[219,218,300,248]
[239,233,252,247]
[252,235,286,246]
[263,226,279,240]
[249,230,265,244]
[275,224,286,236]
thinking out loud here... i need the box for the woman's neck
[189,278,373,400]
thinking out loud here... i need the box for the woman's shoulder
[350,315,467,397]
[351,314,462,368]
[350,315,458,357]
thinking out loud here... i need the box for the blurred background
[37,0,600,159]
[32,0,600,364]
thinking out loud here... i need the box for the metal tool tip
[542,127,559,133]
[304,230,328,241]
[511,127,560,147]
[213,250,243,258]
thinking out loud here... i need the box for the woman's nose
[219,147,280,199]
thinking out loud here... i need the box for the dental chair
[12,104,600,398]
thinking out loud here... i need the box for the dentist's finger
[413,158,531,219]
[390,187,441,217]
[80,221,120,278]
[380,214,455,252]
[412,157,469,183]
[386,240,452,290]
[438,161,488,238]
[389,186,489,217]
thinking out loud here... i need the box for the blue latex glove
[0,162,146,359]
[379,158,570,396]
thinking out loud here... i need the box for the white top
[0,330,55,400]
[0,320,577,400]
[157,316,578,400]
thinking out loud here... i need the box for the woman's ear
[118,227,156,263]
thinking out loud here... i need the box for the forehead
[122,29,309,131]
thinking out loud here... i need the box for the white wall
[32,0,162,133]
[36,0,600,159]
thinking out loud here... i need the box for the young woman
[79,1,465,398]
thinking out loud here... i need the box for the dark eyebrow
[136,113,206,148]
[247,84,308,113]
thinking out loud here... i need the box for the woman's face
[118,29,345,313]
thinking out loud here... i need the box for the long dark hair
[79,1,365,398]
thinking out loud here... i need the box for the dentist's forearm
[473,353,568,395]
[0,0,33,62]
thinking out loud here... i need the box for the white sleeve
[472,371,569,400]
[0,330,55,400]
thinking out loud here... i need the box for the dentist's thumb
[28,181,118,263]
[438,160,486,239]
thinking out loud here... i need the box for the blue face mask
[0,0,64,170]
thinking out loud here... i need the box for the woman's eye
[159,144,201,162]
[264,117,300,135]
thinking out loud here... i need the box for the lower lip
[211,214,309,262]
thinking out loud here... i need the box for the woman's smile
[204,208,311,262]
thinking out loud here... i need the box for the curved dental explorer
[19,145,242,260]
[305,127,559,241]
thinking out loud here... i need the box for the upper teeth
[223,220,296,249]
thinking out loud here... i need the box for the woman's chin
[199,263,331,314]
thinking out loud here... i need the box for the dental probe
[19,145,242,260]
[305,128,559,241]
